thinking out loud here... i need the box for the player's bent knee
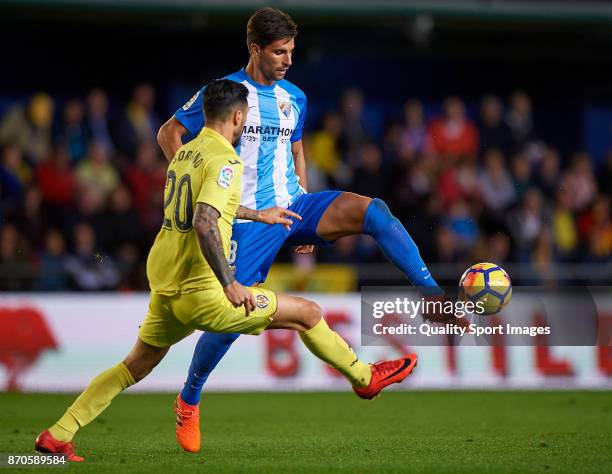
[363,198,400,235]
[369,198,392,218]
[338,193,372,226]
[302,300,322,330]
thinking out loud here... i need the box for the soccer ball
[459,262,512,315]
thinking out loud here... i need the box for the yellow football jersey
[147,127,243,295]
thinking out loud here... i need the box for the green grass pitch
[1,391,611,473]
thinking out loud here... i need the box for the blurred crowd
[0,85,610,291]
[305,89,612,283]
[0,85,163,291]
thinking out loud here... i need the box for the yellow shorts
[138,286,277,348]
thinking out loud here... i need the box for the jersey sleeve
[291,94,307,143]
[174,87,206,136]
[196,154,242,215]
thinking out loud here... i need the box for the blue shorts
[231,190,342,285]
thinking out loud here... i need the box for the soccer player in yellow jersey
[35,80,417,462]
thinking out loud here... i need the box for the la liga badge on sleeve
[217,165,235,188]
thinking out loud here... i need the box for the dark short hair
[202,79,249,121]
[246,7,297,51]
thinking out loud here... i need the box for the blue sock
[180,332,240,405]
[363,198,442,295]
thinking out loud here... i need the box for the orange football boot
[35,430,84,462]
[175,395,200,453]
[353,353,418,400]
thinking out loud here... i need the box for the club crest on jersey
[256,294,270,309]
[277,100,292,119]
[217,165,234,189]
[182,91,200,111]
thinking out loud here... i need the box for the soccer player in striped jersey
[157,7,439,453]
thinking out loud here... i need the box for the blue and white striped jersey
[175,69,307,211]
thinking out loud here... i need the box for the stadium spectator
[479,148,516,211]
[510,153,534,202]
[381,121,402,165]
[0,93,54,163]
[308,112,343,177]
[99,185,140,255]
[64,222,119,291]
[55,99,89,163]
[301,136,329,193]
[305,112,351,192]
[75,141,120,199]
[10,187,48,248]
[0,223,32,291]
[505,90,537,153]
[530,228,557,285]
[578,195,612,262]
[426,96,479,161]
[124,141,165,213]
[486,232,511,264]
[85,88,115,156]
[535,147,561,200]
[433,225,461,263]
[0,144,29,214]
[552,186,578,261]
[34,228,70,291]
[67,186,107,239]
[349,143,388,200]
[398,99,428,159]
[35,144,76,209]
[507,188,548,261]
[116,82,160,156]
[478,95,512,155]
[470,231,511,266]
[437,160,480,210]
[446,199,479,254]
[339,87,370,157]
[115,242,145,291]
[563,152,598,212]
[389,155,433,216]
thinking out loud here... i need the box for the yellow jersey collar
[200,127,237,155]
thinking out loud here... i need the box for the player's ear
[233,108,242,127]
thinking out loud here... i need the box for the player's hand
[295,245,315,254]
[258,207,302,231]
[224,281,257,317]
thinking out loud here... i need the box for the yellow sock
[48,363,135,442]
[299,319,372,387]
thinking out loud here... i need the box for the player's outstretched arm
[193,203,256,315]
[157,116,187,161]
[236,205,302,231]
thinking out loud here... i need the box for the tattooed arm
[235,206,259,222]
[193,203,235,287]
[193,202,256,314]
